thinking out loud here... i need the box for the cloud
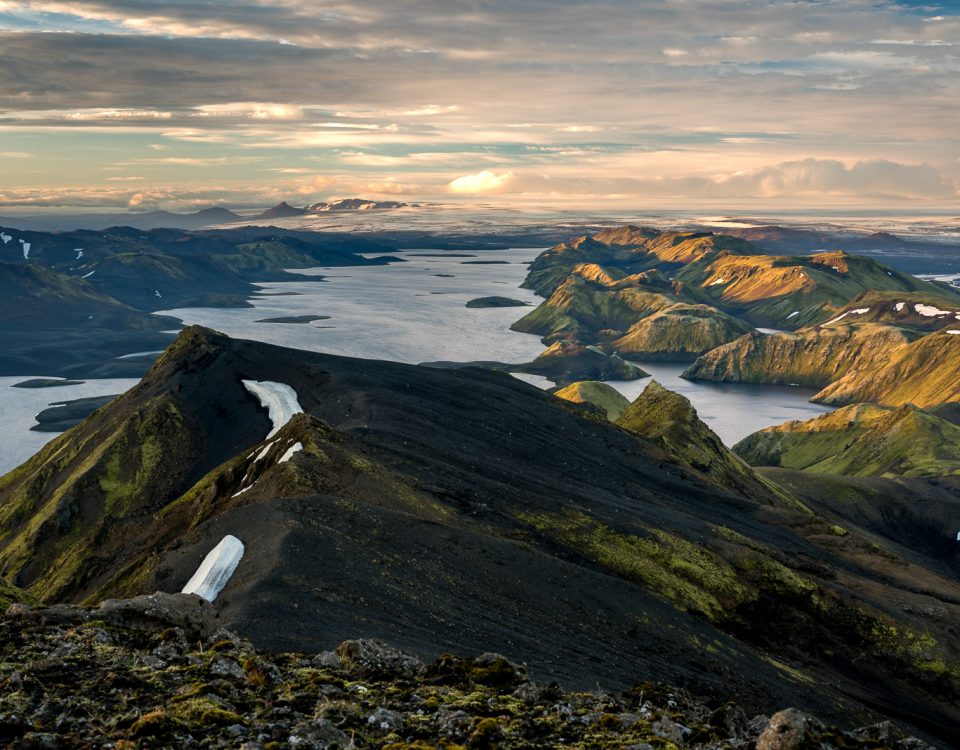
[447,170,514,194]
[0,1,958,208]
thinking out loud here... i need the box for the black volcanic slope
[1,328,959,744]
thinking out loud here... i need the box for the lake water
[0,246,833,473]
[0,376,140,473]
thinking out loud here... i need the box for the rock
[96,592,219,639]
[366,707,402,732]
[334,639,424,679]
[756,708,823,750]
[852,721,936,750]
[436,708,473,738]
[651,716,687,743]
[312,651,342,670]
[210,656,245,680]
[288,719,350,749]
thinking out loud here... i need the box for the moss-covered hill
[682,324,917,388]
[611,303,754,361]
[814,327,960,409]
[734,403,960,478]
[673,250,945,329]
[4,328,960,742]
[1,594,935,749]
[553,380,630,420]
[615,381,802,509]
[510,340,645,386]
[512,228,956,385]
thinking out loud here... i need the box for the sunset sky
[1,0,958,211]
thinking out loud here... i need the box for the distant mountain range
[0,199,411,232]
[0,224,395,377]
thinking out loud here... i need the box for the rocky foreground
[0,593,937,749]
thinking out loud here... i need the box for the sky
[0,0,959,212]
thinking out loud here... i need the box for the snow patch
[242,379,303,438]
[81,270,95,279]
[786,311,799,319]
[254,440,276,462]
[894,302,905,312]
[279,442,303,463]
[74,248,83,259]
[820,308,869,327]
[946,330,960,335]
[19,240,30,260]
[154,289,162,298]
[708,278,727,286]
[914,303,953,317]
[0,233,11,244]
[180,535,244,602]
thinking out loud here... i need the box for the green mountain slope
[615,381,804,509]
[553,380,630,420]
[735,403,960,478]
[682,324,917,388]
[814,327,960,408]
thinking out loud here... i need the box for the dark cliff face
[2,327,960,743]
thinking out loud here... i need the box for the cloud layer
[0,1,958,208]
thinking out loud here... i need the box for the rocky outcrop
[0,600,937,749]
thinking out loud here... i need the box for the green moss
[519,510,752,621]
[167,696,247,727]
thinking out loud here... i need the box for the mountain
[615,381,801,508]
[553,380,630,419]
[2,328,959,741]
[252,201,308,220]
[521,228,755,297]
[0,226,394,377]
[511,340,645,385]
[682,324,918,388]
[611,303,754,361]
[0,261,180,376]
[0,207,241,231]
[673,250,945,329]
[814,327,960,409]
[735,403,960,478]
[305,199,408,212]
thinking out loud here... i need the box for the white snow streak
[786,311,799,319]
[0,233,11,244]
[708,278,727,286]
[821,308,869,327]
[946,330,960,335]
[74,248,83,259]
[242,379,303,438]
[180,535,244,602]
[279,442,303,463]
[19,240,30,260]
[82,270,95,279]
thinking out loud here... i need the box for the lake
[0,247,832,473]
